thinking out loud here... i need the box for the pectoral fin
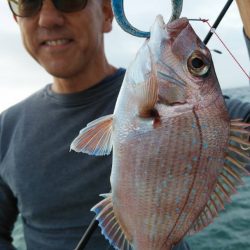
[70,114,113,156]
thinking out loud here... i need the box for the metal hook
[111,0,183,38]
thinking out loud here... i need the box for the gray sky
[0,0,249,111]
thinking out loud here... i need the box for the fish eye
[187,52,210,77]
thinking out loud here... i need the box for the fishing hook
[111,0,183,38]
[111,0,233,43]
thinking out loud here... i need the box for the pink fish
[71,16,250,250]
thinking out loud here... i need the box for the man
[0,1,249,250]
[0,0,190,249]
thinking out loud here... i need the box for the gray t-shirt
[0,69,122,250]
[0,68,189,250]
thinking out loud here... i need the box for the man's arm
[225,97,250,122]
[236,0,250,38]
[236,0,250,56]
[0,177,18,250]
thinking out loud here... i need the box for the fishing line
[190,17,250,80]
[189,0,250,81]
[204,19,250,81]
[203,0,233,45]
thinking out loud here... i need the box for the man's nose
[38,0,64,28]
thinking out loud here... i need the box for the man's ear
[102,0,114,33]
[13,14,18,23]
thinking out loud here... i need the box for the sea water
[13,87,250,250]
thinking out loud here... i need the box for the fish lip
[166,17,189,33]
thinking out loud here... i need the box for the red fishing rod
[73,1,234,249]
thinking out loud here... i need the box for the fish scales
[113,114,198,247]
[71,16,250,250]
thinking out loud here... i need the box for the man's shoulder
[0,86,47,125]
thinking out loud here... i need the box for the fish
[70,16,250,250]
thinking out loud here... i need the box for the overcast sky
[0,0,249,112]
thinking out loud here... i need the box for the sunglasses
[8,0,88,17]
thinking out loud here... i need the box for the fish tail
[91,194,133,250]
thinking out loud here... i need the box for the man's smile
[43,38,73,46]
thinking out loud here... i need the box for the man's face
[16,0,113,79]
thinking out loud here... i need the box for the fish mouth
[166,17,189,37]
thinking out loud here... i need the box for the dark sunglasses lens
[54,0,88,12]
[9,0,41,17]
